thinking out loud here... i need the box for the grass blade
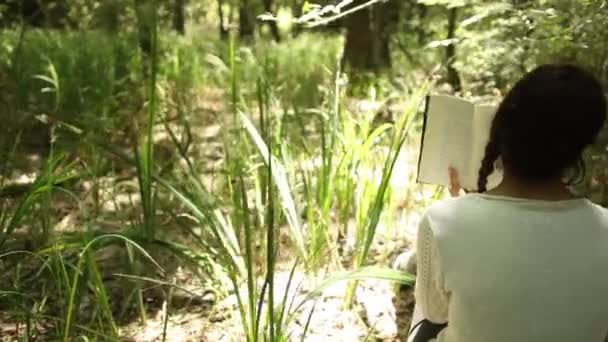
[239,112,307,259]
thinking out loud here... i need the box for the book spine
[416,95,431,184]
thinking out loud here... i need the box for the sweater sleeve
[414,215,449,324]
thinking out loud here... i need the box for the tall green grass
[344,82,431,307]
[0,8,423,340]
[0,30,141,134]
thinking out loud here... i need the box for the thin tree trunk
[446,7,462,92]
[217,0,228,39]
[375,5,393,70]
[291,0,303,36]
[135,0,155,80]
[100,0,120,32]
[135,0,152,56]
[172,0,186,35]
[4,0,42,27]
[342,0,391,73]
[228,2,235,33]
[262,0,281,42]
[417,3,428,45]
[239,0,255,40]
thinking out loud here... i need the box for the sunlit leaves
[426,38,460,48]
[459,2,511,28]
[418,0,467,8]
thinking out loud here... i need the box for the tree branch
[303,0,384,28]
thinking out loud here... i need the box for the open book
[416,94,503,191]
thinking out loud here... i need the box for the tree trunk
[417,3,428,45]
[342,0,391,73]
[135,2,152,56]
[0,0,70,27]
[217,0,228,39]
[135,0,155,79]
[97,0,121,32]
[172,0,186,35]
[262,0,281,42]
[291,0,303,36]
[446,7,462,92]
[19,0,45,26]
[239,0,255,40]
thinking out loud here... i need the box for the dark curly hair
[478,64,607,192]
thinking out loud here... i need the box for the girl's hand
[448,166,464,197]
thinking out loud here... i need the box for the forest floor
[121,272,416,342]
[0,86,424,341]
[118,87,423,341]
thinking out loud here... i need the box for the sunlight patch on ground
[123,269,413,342]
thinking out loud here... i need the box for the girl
[409,64,608,341]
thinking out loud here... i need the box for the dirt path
[123,271,416,342]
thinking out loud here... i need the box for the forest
[0,0,607,341]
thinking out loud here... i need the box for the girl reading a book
[407,64,608,342]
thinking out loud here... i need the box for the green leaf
[239,112,307,259]
[307,267,415,300]
[302,2,321,14]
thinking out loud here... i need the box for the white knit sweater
[412,193,608,342]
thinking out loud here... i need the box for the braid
[478,97,509,193]
[477,137,501,193]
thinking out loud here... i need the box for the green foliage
[207,32,343,108]
[62,234,163,341]
[443,1,608,202]
[0,30,140,124]
[0,29,143,168]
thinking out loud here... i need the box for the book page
[471,104,503,190]
[417,95,475,188]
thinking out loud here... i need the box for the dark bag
[409,319,448,342]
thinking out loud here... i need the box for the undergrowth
[0,19,426,342]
